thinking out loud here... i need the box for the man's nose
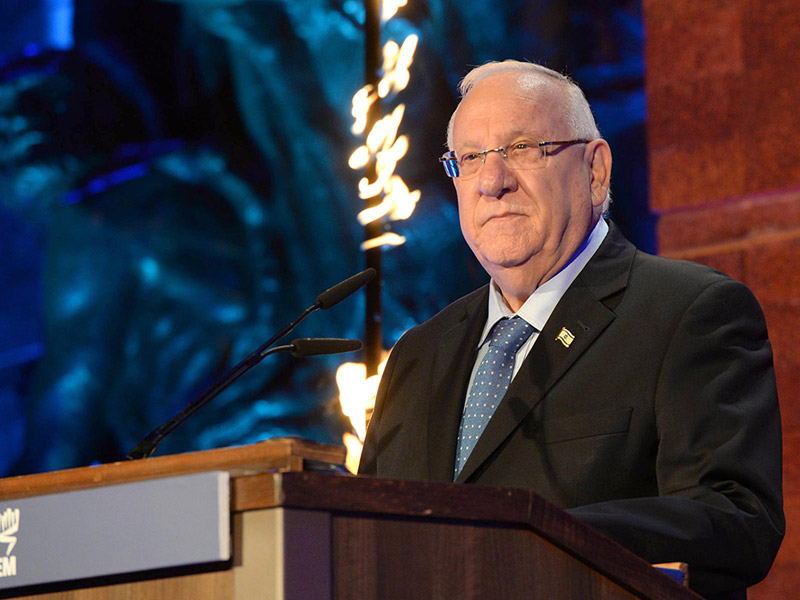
[477,151,518,198]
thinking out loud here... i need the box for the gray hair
[446,60,610,211]
[446,60,601,148]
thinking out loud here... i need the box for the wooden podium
[0,439,700,599]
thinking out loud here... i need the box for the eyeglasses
[438,139,591,178]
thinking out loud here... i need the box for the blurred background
[0,0,649,475]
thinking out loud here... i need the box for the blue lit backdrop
[0,0,650,476]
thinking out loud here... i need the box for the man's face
[451,73,604,292]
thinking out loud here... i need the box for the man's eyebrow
[454,141,480,151]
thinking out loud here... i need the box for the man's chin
[477,251,539,276]
[475,238,540,265]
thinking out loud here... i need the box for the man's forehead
[453,73,565,141]
[465,71,559,103]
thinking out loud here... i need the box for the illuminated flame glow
[348,36,420,245]
[339,1,416,473]
[361,232,406,251]
[382,0,408,21]
[357,134,408,198]
[336,358,388,473]
[350,85,378,136]
[349,35,419,136]
[357,175,420,225]
[377,36,418,97]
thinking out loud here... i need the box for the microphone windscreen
[316,268,375,309]
[290,338,363,358]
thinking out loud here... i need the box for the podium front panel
[0,472,230,592]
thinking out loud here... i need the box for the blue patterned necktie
[455,317,534,478]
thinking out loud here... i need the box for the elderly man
[358,60,784,598]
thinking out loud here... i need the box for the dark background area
[0,0,651,476]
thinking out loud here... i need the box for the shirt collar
[478,218,609,347]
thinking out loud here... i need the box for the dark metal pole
[364,0,383,376]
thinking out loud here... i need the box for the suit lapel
[455,223,636,482]
[425,288,488,482]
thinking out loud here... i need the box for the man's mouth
[484,211,524,225]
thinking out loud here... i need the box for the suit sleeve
[568,278,784,596]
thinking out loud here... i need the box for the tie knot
[487,317,534,353]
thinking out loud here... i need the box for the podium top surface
[0,437,345,502]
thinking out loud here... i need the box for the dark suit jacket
[359,223,784,597]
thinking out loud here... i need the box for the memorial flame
[337,2,418,471]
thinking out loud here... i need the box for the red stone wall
[643,1,800,596]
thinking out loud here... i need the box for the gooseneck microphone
[125,269,375,460]
[315,269,375,309]
[267,337,363,358]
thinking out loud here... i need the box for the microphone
[261,338,362,359]
[125,270,374,460]
[316,269,375,309]
[250,267,374,362]
[286,338,362,358]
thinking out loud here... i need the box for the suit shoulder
[628,250,767,319]
[396,285,487,342]
[632,250,744,292]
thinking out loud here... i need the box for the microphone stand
[125,269,374,460]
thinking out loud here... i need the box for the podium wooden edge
[0,437,345,501]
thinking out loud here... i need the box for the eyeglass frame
[438,139,592,178]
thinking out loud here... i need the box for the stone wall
[643,1,800,596]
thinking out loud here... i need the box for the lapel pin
[556,327,575,348]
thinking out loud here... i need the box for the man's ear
[586,139,612,209]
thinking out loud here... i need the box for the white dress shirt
[463,218,609,406]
